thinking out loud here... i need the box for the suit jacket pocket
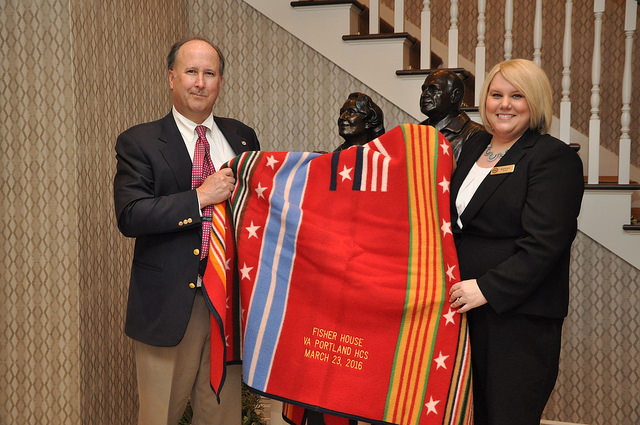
[457,236,516,280]
[132,258,164,273]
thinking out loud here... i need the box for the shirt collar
[172,106,214,137]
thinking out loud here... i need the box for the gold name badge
[490,164,515,175]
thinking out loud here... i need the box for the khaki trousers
[134,290,241,425]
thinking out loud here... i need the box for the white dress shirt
[171,106,236,170]
[172,107,237,283]
[455,162,492,229]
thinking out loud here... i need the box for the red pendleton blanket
[207,124,472,425]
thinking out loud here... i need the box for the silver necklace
[483,144,506,162]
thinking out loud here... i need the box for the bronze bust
[419,70,483,160]
[336,92,385,152]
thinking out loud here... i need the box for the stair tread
[583,176,639,186]
[584,183,640,190]
[291,0,366,12]
[342,32,418,44]
[396,68,472,76]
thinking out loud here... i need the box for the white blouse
[455,163,493,229]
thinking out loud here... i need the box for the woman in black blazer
[448,59,584,425]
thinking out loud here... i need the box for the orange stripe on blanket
[385,125,445,425]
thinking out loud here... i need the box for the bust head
[420,70,464,124]
[337,92,385,148]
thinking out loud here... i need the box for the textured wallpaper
[1,0,639,424]
[545,232,640,424]
[1,0,184,423]
[71,1,186,424]
[1,1,81,423]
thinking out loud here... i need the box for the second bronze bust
[420,69,483,161]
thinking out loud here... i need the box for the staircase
[242,0,640,269]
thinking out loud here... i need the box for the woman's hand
[449,279,487,313]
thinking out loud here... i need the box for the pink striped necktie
[192,125,215,260]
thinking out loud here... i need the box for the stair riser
[579,191,639,268]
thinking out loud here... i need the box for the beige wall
[545,232,640,425]
[1,0,184,423]
[72,2,187,424]
[1,1,638,424]
[2,1,80,423]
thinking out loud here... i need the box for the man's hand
[196,167,235,207]
[449,279,487,313]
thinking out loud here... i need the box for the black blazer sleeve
[114,115,260,238]
[114,120,202,238]
[478,137,583,314]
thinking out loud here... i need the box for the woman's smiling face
[485,72,531,144]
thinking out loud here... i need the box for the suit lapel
[451,132,489,200]
[458,130,540,226]
[159,112,193,192]
[215,116,246,155]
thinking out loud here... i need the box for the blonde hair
[479,59,553,134]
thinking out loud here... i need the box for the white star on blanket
[245,221,261,239]
[425,396,440,415]
[266,155,280,170]
[440,141,450,156]
[445,264,456,282]
[434,351,449,370]
[255,183,268,199]
[240,263,254,280]
[339,165,353,182]
[439,177,450,193]
[441,219,452,238]
[443,308,456,325]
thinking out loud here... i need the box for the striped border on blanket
[442,316,473,425]
[385,124,445,425]
[242,152,316,390]
[228,151,261,241]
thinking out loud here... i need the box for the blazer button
[187,218,193,224]
[193,249,200,256]
[241,140,247,146]
[189,282,196,289]
[178,221,184,226]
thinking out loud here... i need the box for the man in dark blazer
[113,37,260,425]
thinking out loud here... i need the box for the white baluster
[533,0,543,66]
[475,0,486,106]
[421,0,431,69]
[618,0,636,184]
[448,0,459,67]
[370,0,380,34]
[588,0,605,184]
[560,0,573,144]
[394,0,404,33]
[504,0,514,60]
